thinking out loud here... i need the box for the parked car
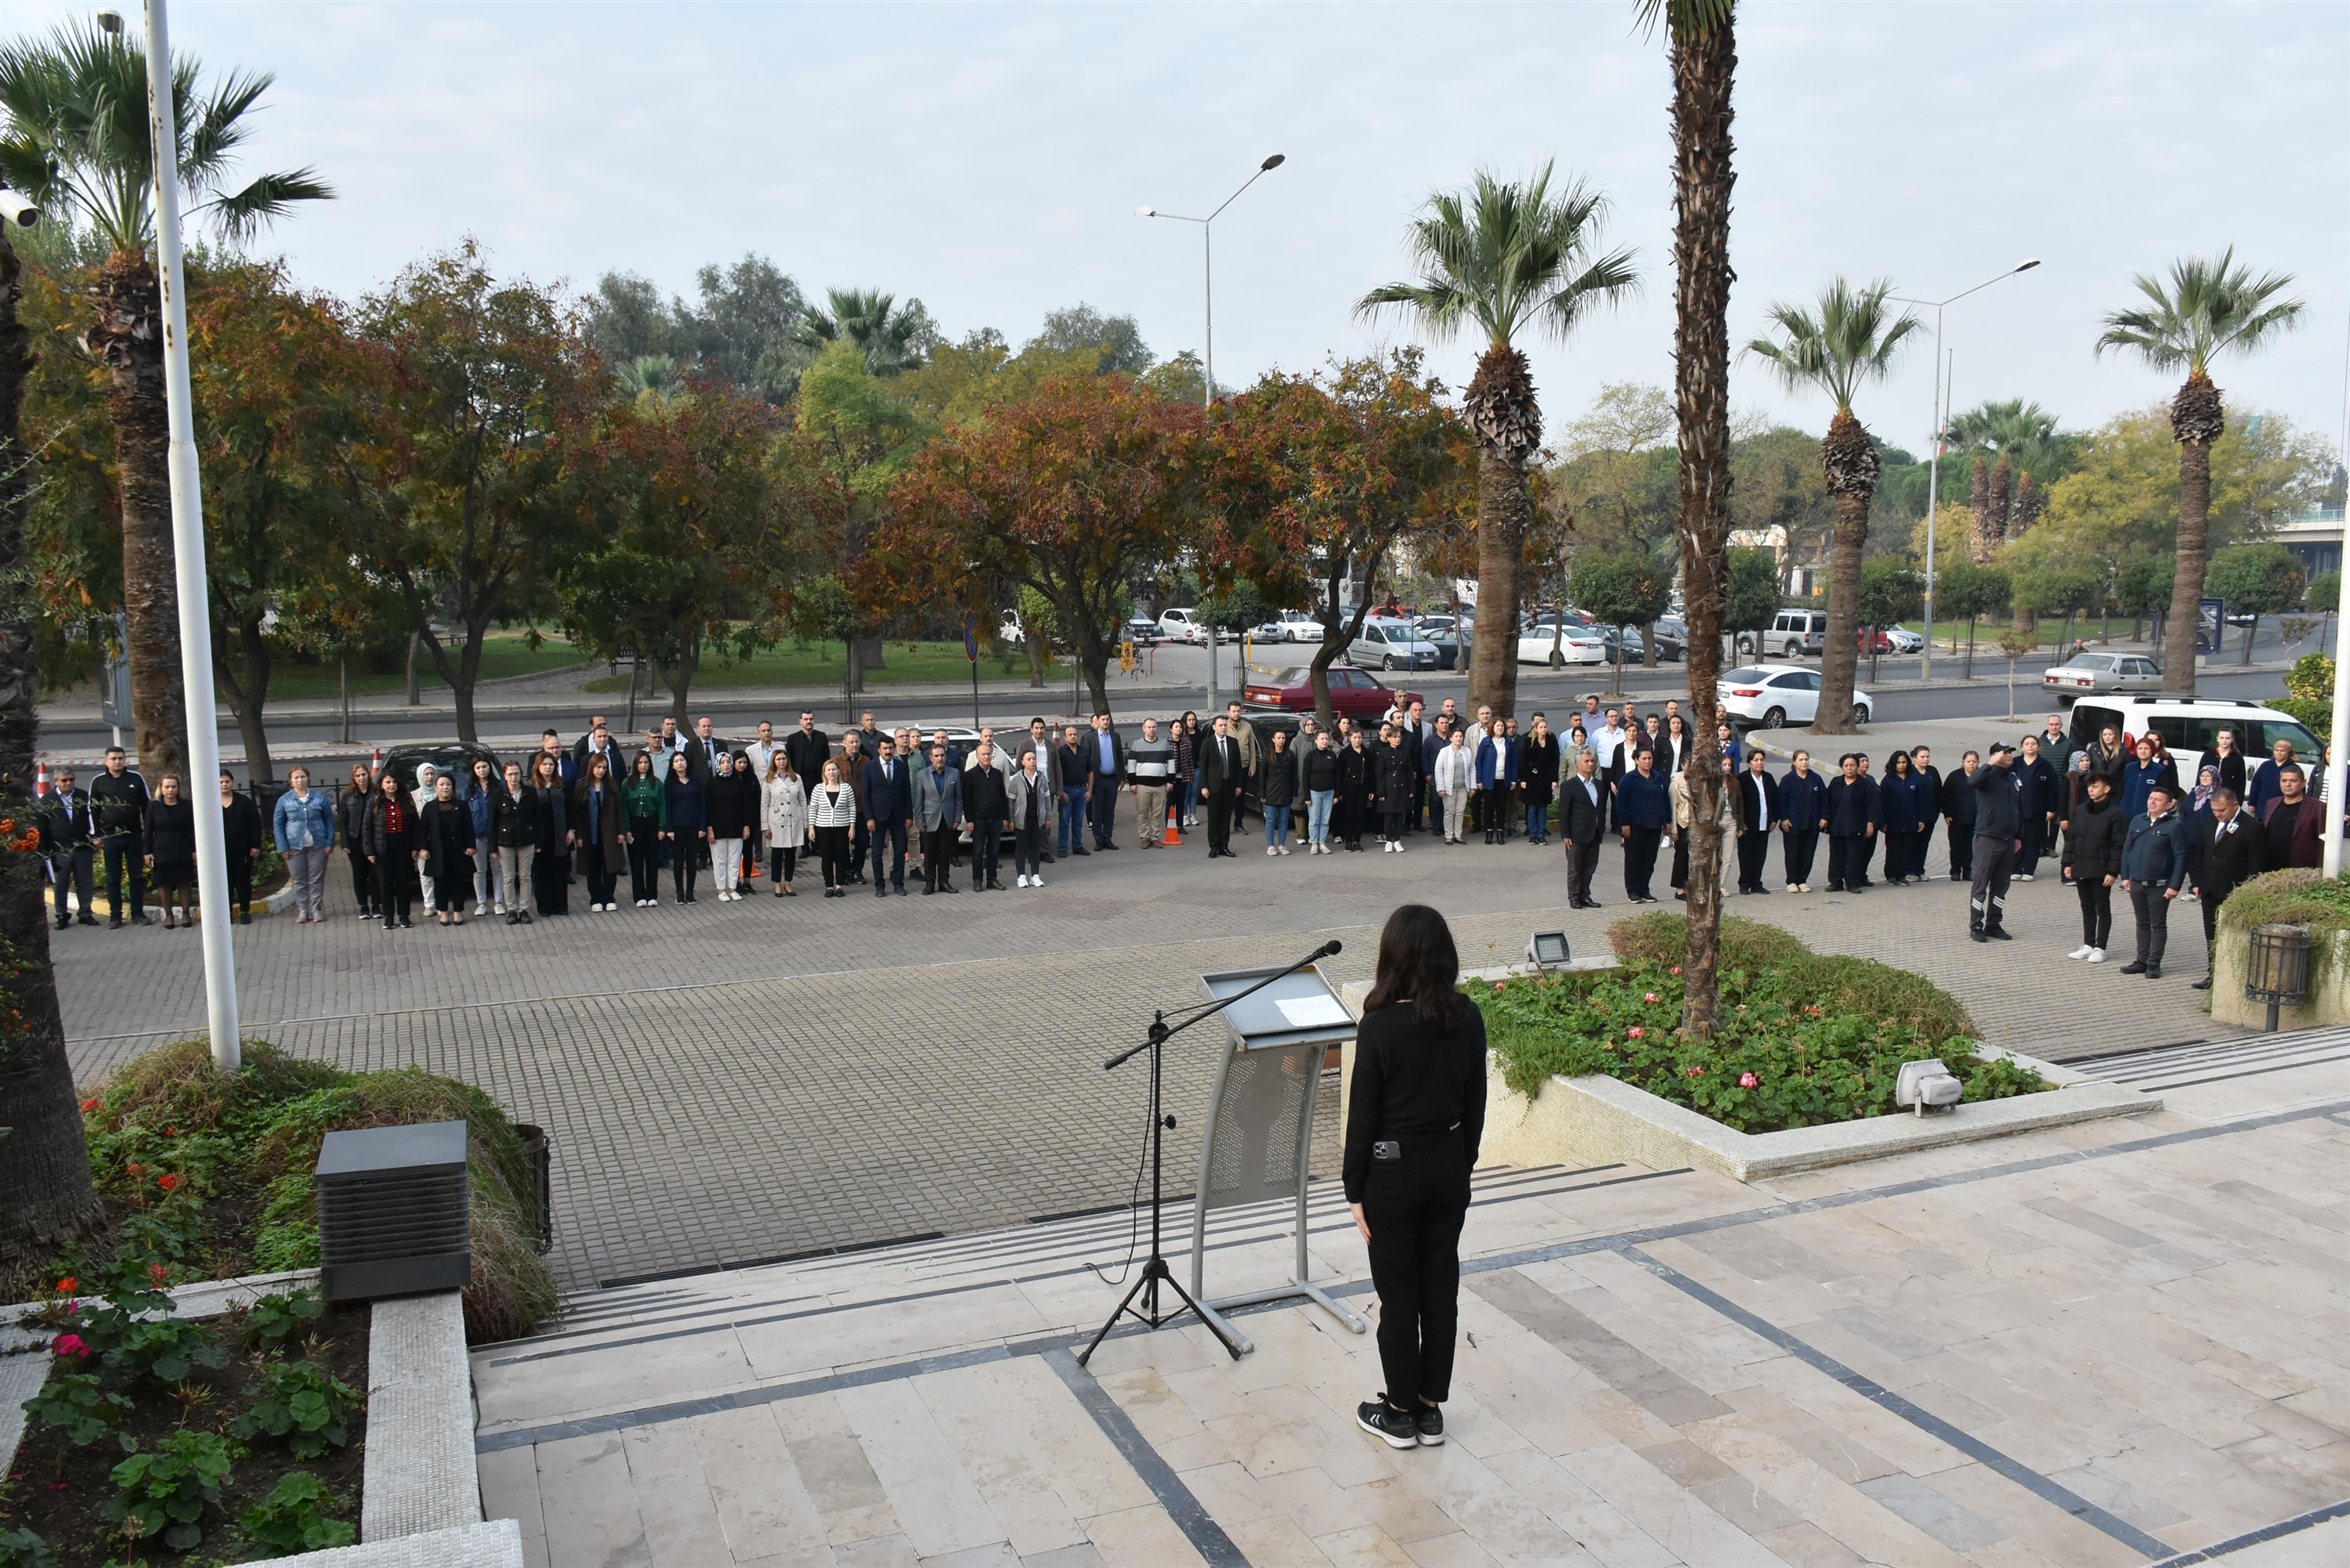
[1513,615,1608,667]
[1884,626,1924,653]
[1348,619,1442,671]
[1717,666,1872,729]
[1645,620,1688,662]
[2070,696,2318,767]
[1157,608,1206,644]
[2043,651,2160,703]
[1412,620,1461,670]
[1766,609,1829,659]
[1273,611,1324,643]
[1595,625,1647,663]
[1120,617,1165,648]
[1242,665,1424,718]
[1856,627,1895,655]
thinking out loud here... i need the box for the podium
[1185,963,1368,1353]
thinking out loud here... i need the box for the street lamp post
[1891,258,2040,682]
[1140,153,1284,721]
[104,1,240,1072]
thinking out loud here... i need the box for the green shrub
[237,1288,326,1353]
[0,1528,61,1568]
[2270,696,2330,740]
[1606,910,1809,976]
[106,1429,234,1552]
[2220,869,2350,939]
[238,1472,357,1556]
[1773,953,1977,1044]
[23,1371,133,1449]
[230,1359,364,1460]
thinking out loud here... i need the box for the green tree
[1744,277,1920,733]
[794,287,934,376]
[1723,546,1781,659]
[2114,551,2173,644]
[1934,559,2008,678]
[0,20,331,782]
[1356,162,1638,718]
[1856,555,1922,681]
[2204,543,2305,664]
[1028,304,1153,375]
[2095,248,2304,693]
[2304,568,2338,616]
[1569,553,1671,692]
[362,244,602,742]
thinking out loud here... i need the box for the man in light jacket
[913,744,966,894]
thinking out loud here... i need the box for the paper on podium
[1274,994,1350,1029]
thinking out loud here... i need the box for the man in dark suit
[41,768,98,929]
[783,710,830,793]
[1734,750,1779,895]
[2189,786,2262,989]
[1198,715,1246,858]
[1083,712,1127,851]
[1613,750,1672,903]
[861,735,914,897]
[1559,750,1607,909]
[684,715,729,783]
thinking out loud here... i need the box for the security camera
[0,190,40,229]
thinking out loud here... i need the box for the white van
[1766,609,1828,659]
[1158,608,1205,644]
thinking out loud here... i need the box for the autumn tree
[1209,351,1470,729]
[872,374,1202,717]
[362,243,602,742]
[559,381,801,723]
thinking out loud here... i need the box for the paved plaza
[471,1037,2350,1567]
[56,768,2240,1294]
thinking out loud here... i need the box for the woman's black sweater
[1343,1003,1487,1203]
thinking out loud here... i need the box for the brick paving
[54,818,2237,1291]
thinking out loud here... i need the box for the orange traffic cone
[1164,802,1183,846]
[35,761,51,797]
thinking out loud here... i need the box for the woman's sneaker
[2086,948,2109,963]
[2067,944,2092,960]
[1355,1398,1419,1450]
[1415,1405,1445,1445]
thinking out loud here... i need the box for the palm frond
[1742,276,1915,414]
[1635,0,1737,42]
[201,167,333,242]
[2095,246,2305,375]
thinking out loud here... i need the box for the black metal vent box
[314,1120,472,1301]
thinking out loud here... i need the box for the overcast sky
[13,1,2348,460]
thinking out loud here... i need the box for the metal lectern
[1187,963,1368,1353]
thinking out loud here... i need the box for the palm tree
[2096,249,2303,695]
[1637,0,1734,1040]
[1744,277,1918,734]
[1356,164,1637,717]
[794,287,925,375]
[0,22,329,783]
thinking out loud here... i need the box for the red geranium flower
[146,1263,169,1284]
[1683,1065,1706,1078]
[1739,1071,1760,1089]
[157,1172,181,1191]
[79,1097,101,1113]
[1669,966,1682,976]
[54,1277,76,1295]
[1643,992,1660,1003]
[1628,1026,1646,1039]
[51,1333,88,1358]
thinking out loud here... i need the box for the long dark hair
[1363,904,1470,1030]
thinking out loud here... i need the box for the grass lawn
[582,641,1056,693]
[262,634,591,703]
[1898,616,2128,647]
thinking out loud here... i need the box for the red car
[1243,666,1423,718]
[1857,627,1894,654]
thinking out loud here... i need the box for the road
[34,632,2305,762]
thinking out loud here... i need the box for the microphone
[1319,939,1343,958]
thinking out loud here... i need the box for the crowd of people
[34,699,2334,983]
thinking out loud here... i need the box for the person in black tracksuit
[1824,755,1877,894]
[1776,751,1828,891]
[90,750,151,926]
[1970,746,2023,941]
[1345,905,1487,1451]
[1939,752,1981,880]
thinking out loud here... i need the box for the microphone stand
[1075,939,1341,1367]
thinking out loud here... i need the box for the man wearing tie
[861,734,913,896]
[41,768,98,928]
[1086,712,1127,851]
[1199,715,1246,858]
[686,716,728,783]
[1558,750,1607,909]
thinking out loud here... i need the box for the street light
[109,0,240,1073]
[1890,258,2041,682]
[1140,154,1285,720]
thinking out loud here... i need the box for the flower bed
[1475,913,2050,1133]
[27,1040,556,1344]
[2,1266,367,1564]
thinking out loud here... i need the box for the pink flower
[1683,1065,1706,1078]
[1739,1071,1760,1089]
[1628,1026,1646,1039]
[1643,992,1660,1003]
[1495,981,1507,992]
[1670,966,1683,976]
[51,1333,88,1358]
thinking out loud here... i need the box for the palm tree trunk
[1468,447,1524,718]
[2163,370,2224,695]
[1813,410,1878,733]
[92,251,190,785]
[1665,0,1736,1043]
[0,223,103,1271]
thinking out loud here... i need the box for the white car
[1158,608,1205,644]
[1885,627,1924,653]
[1271,610,1324,643]
[1514,616,1608,667]
[1719,665,1873,729]
[2043,652,2160,702]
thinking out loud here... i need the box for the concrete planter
[1340,964,2160,1183]
[2211,916,2350,1031]
[3,1274,517,1568]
